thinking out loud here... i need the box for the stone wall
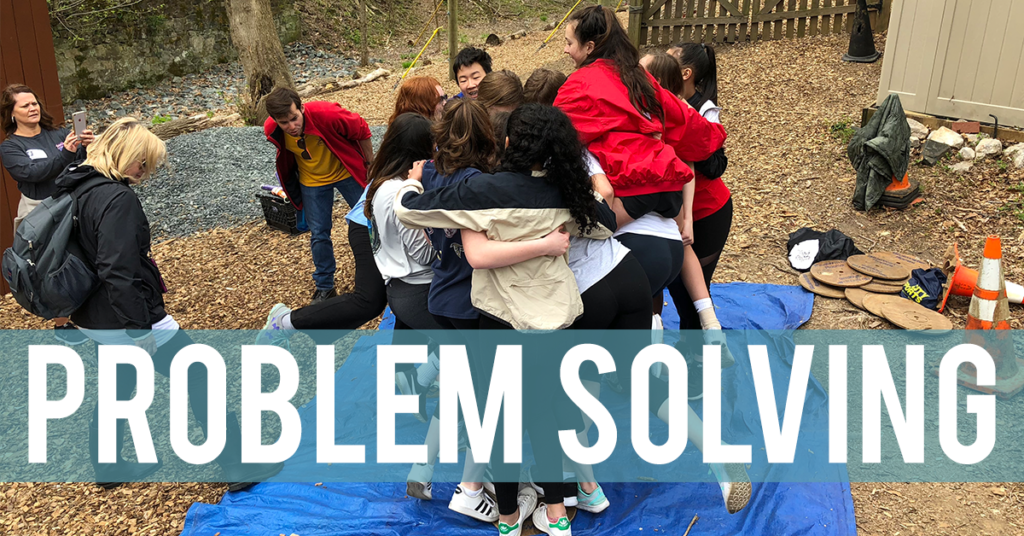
[54,0,301,102]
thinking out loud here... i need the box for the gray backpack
[2,177,109,319]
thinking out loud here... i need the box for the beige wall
[877,0,1024,128]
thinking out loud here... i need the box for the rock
[907,118,929,140]
[510,30,527,39]
[951,162,974,173]
[965,133,979,145]
[922,139,954,166]
[544,23,556,31]
[1015,151,1024,170]
[485,33,502,46]
[910,137,921,149]
[927,126,965,149]
[1004,143,1024,159]
[975,138,1003,159]
[959,147,976,160]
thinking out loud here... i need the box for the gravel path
[138,125,387,239]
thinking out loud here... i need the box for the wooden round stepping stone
[810,260,872,288]
[862,293,902,319]
[845,287,875,310]
[860,280,905,294]
[880,299,953,331]
[799,273,846,298]
[870,251,931,273]
[847,254,912,281]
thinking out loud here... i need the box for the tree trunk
[225,0,294,125]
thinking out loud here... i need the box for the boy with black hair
[452,47,493,99]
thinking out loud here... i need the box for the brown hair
[569,5,664,122]
[432,98,496,176]
[642,53,684,96]
[491,110,511,162]
[477,70,523,112]
[1,84,59,136]
[390,76,443,124]
[265,87,302,120]
[523,69,567,105]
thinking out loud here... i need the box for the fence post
[628,6,643,48]
[875,0,891,32]
[359,0,368,66]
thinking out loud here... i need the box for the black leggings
[479,315,567,513]
[90,330,208,458]
[290,223,388,330]
[615,233,685,298]
[666,197,733,330]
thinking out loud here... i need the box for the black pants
[90,330,208,459]
[390,280,443,375]
[290,223,388,330]
[615,233,685,298]
[666,197,733,330]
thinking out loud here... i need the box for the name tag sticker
[27,149,48,160]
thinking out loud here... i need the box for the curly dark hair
[500,103,598,235]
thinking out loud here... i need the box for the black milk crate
[256,191,307,235]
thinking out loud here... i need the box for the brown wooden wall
[0,0,64,294]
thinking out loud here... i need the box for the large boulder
[907,118,929,140]
[1015,151,1024,170]
[976,138,1003,159]
[927,127,965,149]
[1004,143,1024,159]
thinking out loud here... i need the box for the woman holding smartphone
[1,84,95,345]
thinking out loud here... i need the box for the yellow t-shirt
[284,133,352,187]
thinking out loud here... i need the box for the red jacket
[555,59,727,197]
[263,101,372,210]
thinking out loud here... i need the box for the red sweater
[555,59,727,197]
[264,101,372,210]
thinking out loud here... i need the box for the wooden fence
[0,0,65,294]
[628,0,891,48]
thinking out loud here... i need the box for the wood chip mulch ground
[4,19,1024,536]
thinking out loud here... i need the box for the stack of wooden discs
[798,252,952,330]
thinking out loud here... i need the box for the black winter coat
[54,164,167,330]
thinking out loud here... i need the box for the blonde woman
[54,117,282,490]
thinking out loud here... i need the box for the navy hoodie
[420,161,481,320]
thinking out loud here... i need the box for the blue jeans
[299,178,365,290]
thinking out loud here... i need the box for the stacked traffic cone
[939,242,1024,312]
[955,236,1024,399]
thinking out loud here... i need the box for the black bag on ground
[787,227,862,271]
[1,177,109,320]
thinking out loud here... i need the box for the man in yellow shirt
[264,88,374,303]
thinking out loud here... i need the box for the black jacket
[54,164,166,331]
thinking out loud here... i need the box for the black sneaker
[310,287,338,305]
[54,323,89,346]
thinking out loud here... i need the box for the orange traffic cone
[939,242,1024,312]
[955,236,1024,399]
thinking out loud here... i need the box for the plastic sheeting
[181,283,857,535]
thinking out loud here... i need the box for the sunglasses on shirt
[296,135,313,160]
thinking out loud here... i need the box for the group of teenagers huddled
[0,4,745,533]
[253,6,747,535]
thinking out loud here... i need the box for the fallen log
[151,113,241,140]
[297,67,391,98]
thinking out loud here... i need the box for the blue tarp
[181,283,857,535]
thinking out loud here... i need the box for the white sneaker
[498,486,538,536]
[449,484,498,522]
[406,463,433,500]
[710,462,752,514]
[532,503,572,536]
[255,303,292,349]
[651,314,665,377]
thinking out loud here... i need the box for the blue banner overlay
[1,329,1020,484]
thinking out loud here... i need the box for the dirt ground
[5,13,1024,536]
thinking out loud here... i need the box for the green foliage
[459,33,469,44]
[206,111,215,118]
[402,61,413,69]
[829,118,856,145]
[541,15,548,22]
[998,159,1009,171]
[151,114,172,125]
[48,0,169,40]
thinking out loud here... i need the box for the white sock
[693,298,714,313]
[280,312,296,333]
[464,486,482,498]
[417,351,441,388]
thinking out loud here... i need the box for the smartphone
[72,111,87,138]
